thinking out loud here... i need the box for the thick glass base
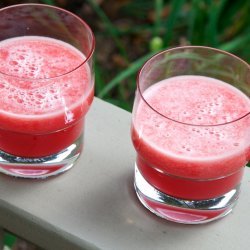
[0,135,83,179]
[134,164,240,224]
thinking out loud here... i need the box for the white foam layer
[0,36,92,119]
[0,36,86,78]
[143,75,250,125]
[134,75,250,160]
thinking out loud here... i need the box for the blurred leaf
[163,0,185,46]
[120,0,154,19]
[219,30,250,55]
[205,0,228,47]
[41,0,55,5]
[219,0,249,37]
[87,0,127,58]
[98,52,154,98]
[188,0,198,43]
[189,1,208,45]
[94,60,107,95]
[154,0,164,37]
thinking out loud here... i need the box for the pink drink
[132,75,250,200]
[0,36,93,158]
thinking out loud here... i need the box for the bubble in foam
[29,66,36,71]
[17,98,24,104]
[0,36,89,117]
[35,100,42,105]
[9,60,18,66]
[165,133,170,137]
[181,144,192,152]
[35,93,44,100]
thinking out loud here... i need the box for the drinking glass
[0,4,95,178]
[131,46,250,224]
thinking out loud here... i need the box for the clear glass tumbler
[131,46,250,224]
[0,4,95,178]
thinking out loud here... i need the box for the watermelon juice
[132,75,250,218]
[0,36,94,176]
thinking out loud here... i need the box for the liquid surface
[133,75,250,178]
[144,75,249,125]
[0,36,92,133]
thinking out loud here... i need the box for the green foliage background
[21,0,248,111]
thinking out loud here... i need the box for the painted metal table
[0,98,250,250]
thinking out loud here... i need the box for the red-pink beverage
[132,75,250,223]
[0,36,93,177]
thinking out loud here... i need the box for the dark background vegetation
[0,1,249,248]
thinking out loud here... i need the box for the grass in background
[1,0,249,111]
[84,0,250,111]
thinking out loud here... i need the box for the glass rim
[0,3,95,81]
[137,45,250,127]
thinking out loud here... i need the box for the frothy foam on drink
[0,36,83,79]
[144,76,249,125]
[0,36,90,117]
[134,75,250,160]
